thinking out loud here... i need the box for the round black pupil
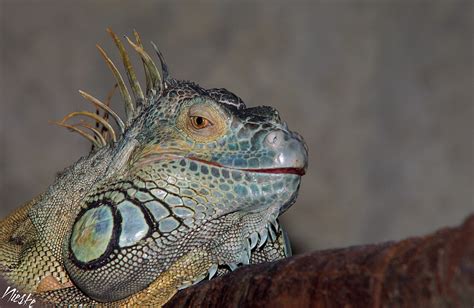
[196,117,204,126]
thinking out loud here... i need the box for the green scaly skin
[0,30,308,306]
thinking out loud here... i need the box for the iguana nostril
[265,131,285,147]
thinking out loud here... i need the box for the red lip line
[242,167,306,176]
[188,157,305,176]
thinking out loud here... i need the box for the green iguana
[0,29,308,306]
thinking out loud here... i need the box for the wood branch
[166,214,474,307]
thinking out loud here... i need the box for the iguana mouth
[241,167,305,176]
[135,154,305,176]
[187,157,306,176]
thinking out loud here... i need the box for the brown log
[166,215,474,307]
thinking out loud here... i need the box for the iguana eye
[190,116,211,130]
[177,102,227,142]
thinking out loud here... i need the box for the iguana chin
[0,29,308,306]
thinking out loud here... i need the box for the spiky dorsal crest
[54,28,169,150]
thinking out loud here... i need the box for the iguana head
[129,81,307,215]
[60,29,308,302]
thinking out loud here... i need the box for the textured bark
[166,215,474,307]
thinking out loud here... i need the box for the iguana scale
[0,29,308,306]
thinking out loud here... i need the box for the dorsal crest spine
[53,28,169,150]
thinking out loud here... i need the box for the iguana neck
[28,133,138,261]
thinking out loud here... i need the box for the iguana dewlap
[0,29,308,306]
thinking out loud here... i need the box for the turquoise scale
[117,200,149,247]
[70,205,114,263]
[145,200,170,221]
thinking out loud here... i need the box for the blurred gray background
[0,1,472,254]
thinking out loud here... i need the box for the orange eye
[190,116,211,129]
